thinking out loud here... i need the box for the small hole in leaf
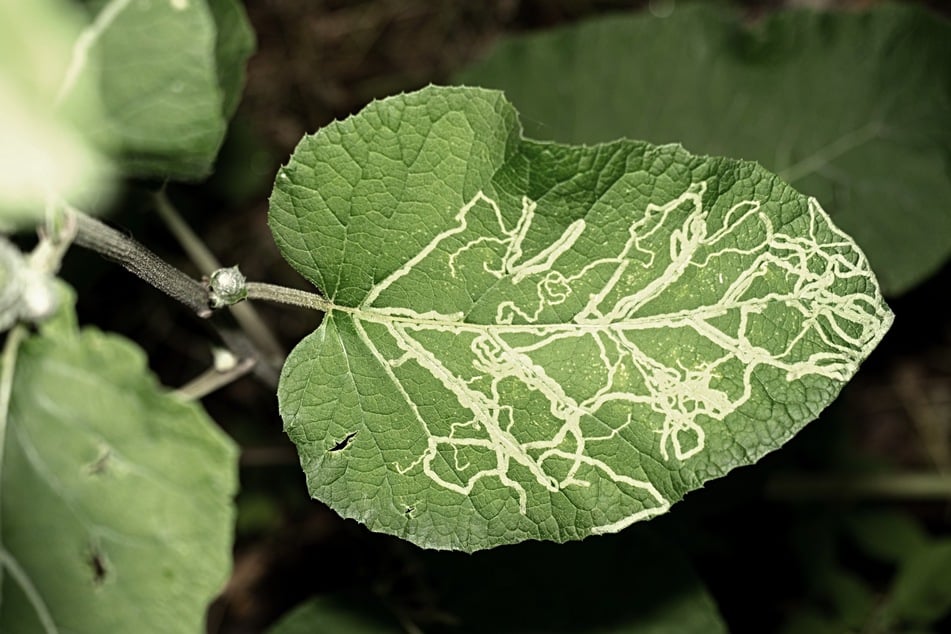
[85,447,112,475]
[86,546,108,586]
[329,432,357,453]
[405,506,415,515]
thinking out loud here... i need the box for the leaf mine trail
[336,182,890,534]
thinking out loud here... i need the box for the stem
[152,190,220,274]
[176,357,257,401]
[767,472,951,500]
[30,197,78,275]
[0,546,59,634]
[0,328,26,469]
[0,325,28,600]
[69,206,332,318]
[245,282,333,312]
[64,204,339,392]
[152,191,286,366]
[71,210,212,318]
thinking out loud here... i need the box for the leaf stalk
[245,282,333,312]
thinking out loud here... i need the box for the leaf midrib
[324,294,810,335]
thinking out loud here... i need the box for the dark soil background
[58,1,950,632]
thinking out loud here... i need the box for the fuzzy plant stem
[72,211,213,318]
[244,282,333,312]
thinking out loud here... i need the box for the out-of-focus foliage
[0,0,112,230]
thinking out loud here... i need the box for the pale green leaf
[0,0,112,229]
[456,4,951,295]
[270,85,892,552]
[67,0,253,180]
[0,298,238,632]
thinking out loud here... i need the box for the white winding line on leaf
[345,184,889,535]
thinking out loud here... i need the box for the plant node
[208,266,248,308]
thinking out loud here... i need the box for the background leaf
[70,0,254,180]
[456,3,951,295]
[270,85,892,551]
[269,525,727,634]
[880,539,951,630]
[0,298,238,632]
[268,595,404,634]
[0,0,112,229]
[420,525,727,633]
[209,0,256,120]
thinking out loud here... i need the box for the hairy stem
[245,282,333,312]
[66,206,336,392]
[70,207,333,318]
[71,210,212,318]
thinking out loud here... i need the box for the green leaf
[0,0,112,228]
[270,85,893,551]
[0,299,238,631]
[68,0,254,180]
[209,0,255,121]
[881,539,951,629]
[845,509,929,564]
[268,596,403,634]
[456,4,951,295]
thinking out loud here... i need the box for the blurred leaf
[268,595,403,634]
[208,116,275,204]
[881,539,951,629]
[846,509,929,564]
[0,0,112,229]
[781,609,855,634]
[457,4,951,295]
[0,296,238,632]
[209,0,256,120]
[822,569,877,629]
[784,513,877,634]
[270,527,728,634]
[72,0,253,180]
[235,490,283,536]
[423,525,727,633]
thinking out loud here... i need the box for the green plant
[2,1,948,632]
